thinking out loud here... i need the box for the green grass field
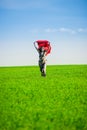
[0,65,87,130]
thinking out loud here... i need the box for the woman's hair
[39,47,45,53]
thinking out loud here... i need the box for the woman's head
[39,47,45,52]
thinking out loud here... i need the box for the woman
[34,40,51,76]
[34,43,47,76]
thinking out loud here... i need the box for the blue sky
[0,0,87,66]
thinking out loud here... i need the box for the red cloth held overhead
[36,40,51,55]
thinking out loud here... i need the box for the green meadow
[0,65,87,130]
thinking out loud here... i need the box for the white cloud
[44,28,76,34]
[30,27,87,35]
[59,28,68,32]
[44,27,87,34]
[59,28,76,34]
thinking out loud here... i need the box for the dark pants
[38,60,46,76]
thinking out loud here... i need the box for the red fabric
[36,40,51,55]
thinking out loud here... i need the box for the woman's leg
[41,62,46,76]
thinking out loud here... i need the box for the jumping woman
[34,40,51,76]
